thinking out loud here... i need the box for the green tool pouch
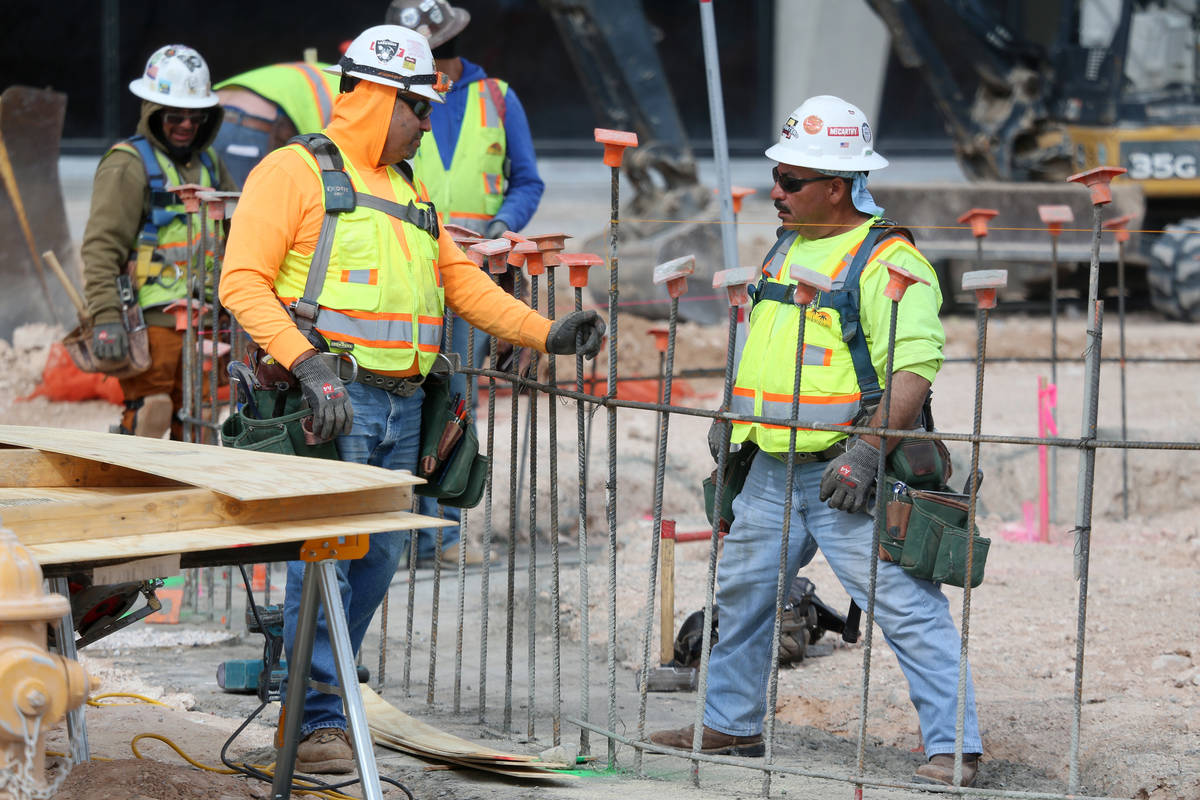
[881,483,990,589]
[220,388,339,461]
[414,378,488,509]
[702,442,758,532]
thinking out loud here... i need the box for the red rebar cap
[558,252,604,288]
[1037,204,1074,237]
[527,232,571,253]
[957,208,999,238]
[787,265,831,306]
[962,269,1008,310]
[510,240,538,271]
[1067,166,1127,206]
[594,128,639,168]
[652,254,696,299]
[196,190,240,221]
[468,238,513,274]
[714,186,757,215]
[167,183,206,214]
[446,222,481,241]
[713,266,757,307]
[648,326,669,353]
[879,259,930,303]
[1102,213,1135,244]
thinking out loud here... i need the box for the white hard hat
[765,95,888,172]
[128,45,218,109]
[325,24,449,103]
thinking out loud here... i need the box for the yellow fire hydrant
[0,522,92,799]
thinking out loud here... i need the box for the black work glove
[707,419,727,462]
[91,322,128,361]
[484,219,509,239]
[292,356,354,441]
[819,439,880,513]
[546,310,606,358]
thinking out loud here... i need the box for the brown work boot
[295,727,354,774]
[914,753,980,787]
[648,724,764,757]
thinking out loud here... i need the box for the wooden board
[0,425,423,501]
[25,510,447,565]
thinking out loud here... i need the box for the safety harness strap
[288,133,440,336]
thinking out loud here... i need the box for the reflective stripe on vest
[410,78,507,226]
[109,139,218,310]
[215,62,338,134]
[732,223,907,454]
[273,142,443,374]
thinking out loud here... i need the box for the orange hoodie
[219,79,551,374]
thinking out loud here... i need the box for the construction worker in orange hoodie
[219,23,605,774]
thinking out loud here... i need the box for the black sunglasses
[772,167,836,194]
[399,94,433,121]
[163,110,209,126]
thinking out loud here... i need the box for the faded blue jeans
[704,452,982,758]
[281,382,423,734]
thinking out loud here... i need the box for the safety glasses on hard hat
[399,94,433,121]
[772,167,836,194]
[163,110,210,126]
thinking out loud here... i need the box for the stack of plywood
[0,424,442,570]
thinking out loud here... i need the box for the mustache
[774,201,789,212]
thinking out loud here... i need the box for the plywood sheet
[0,425,424,501]
[26,510,448,565]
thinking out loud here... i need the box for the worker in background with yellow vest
[82,44,236,439]
[213,59,341,187]
[388,0,546,567]
[649,96,983,788]
[219,24,604,774]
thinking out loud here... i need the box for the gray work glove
[819,439,880,513]
[707,419,727,462]
[91,322,128,361]
[484,219,509,239]
[292,356,354,441]
[546,310,606,358]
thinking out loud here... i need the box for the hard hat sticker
[803,115,823,134]
[862,122,872,144]
[373,40,400,61]
[399,7,420,26]
[827,126,859,137]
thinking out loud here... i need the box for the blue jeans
[281,382,423,734]
[413,313,488,554]
[704,453,982,757]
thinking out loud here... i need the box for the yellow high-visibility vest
[274,142,444,375]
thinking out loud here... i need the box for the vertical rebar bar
[574,280,592,756]
[403,506,418,696]
[761,306,808,798]
[526,271,541,740]
[1069,202,1105,794]
[505,272,524,732]
[1117,238,1128,519]
[634,295,679,775]
[378,586,389,692]
[182,213,196,444]
[546,265,563,746]
[604,163,621,769]
[479,328,500,725]
[454,323,478,715]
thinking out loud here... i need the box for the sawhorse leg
[50,577,89,765]
[272,557,383,800]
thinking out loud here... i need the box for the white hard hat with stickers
[326,24,450,103]
[128,45,218,109]
[766,95,888,173]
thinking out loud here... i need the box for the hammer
[645,520,697,692]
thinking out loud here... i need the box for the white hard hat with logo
[765,95,888,172]
[326,24,450,103]
[128,45,218,109]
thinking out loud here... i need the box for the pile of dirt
[53,759,265,800]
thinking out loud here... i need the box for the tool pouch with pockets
[702,442,758,532]
[414,377,488,509]
[220,387,339,460]
[63,273,152,379]
[881,483,990,589]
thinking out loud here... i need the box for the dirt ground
[5,303,1200,798]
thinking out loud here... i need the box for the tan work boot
[914,753,980,787]
[133,393,173,438]
[648,724,764,757]
[440,541,484,567]
[295,727,354,774]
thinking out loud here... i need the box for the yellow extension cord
[52,692,361,800]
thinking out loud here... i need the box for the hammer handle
[659,536,675,664]
[42,250,88,323]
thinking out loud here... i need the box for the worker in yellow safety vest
[82,44,236,439]
[213,60,341,187]
[388,0,546,567]
[219,23,604,774]
[649,95,983,788]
